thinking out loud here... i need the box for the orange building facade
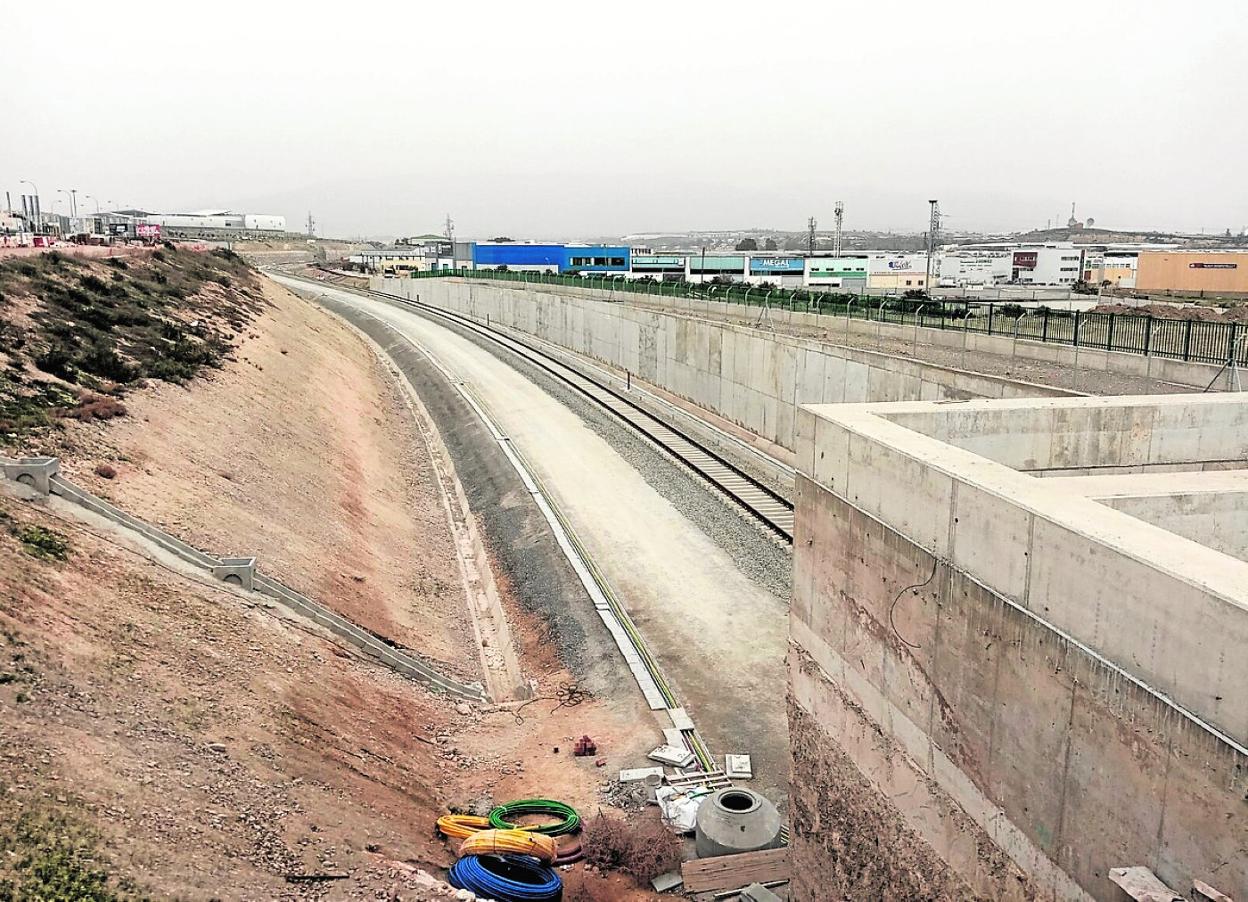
[1135,251,1248,297]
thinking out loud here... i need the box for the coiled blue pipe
[448,853,562,902]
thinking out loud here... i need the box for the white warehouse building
[132,209,287,235]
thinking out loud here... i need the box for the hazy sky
[6,2,1245,239]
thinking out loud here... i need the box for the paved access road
[287,279,791,809]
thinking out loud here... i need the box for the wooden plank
[681,848,789,893]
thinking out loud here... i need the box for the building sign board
[1013,251,1038,270]
[750,257,806,274]
[136,223,161,239]
[1189,262,1238,269]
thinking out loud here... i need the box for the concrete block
[668,707,695,731]
[2,456,60,495]
[741,883,784,902]
[211,556,257,591]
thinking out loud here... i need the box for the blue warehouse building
[471,242,629,274]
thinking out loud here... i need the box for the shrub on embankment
[0,246,266,445]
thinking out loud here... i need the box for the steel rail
[364,286,795,542]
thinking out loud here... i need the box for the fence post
[1144,315,1153,355]
[987,302,994,335]
[1073,311,1080,347]
[1228,321,1239,368]
[1106,312,1115,351]
[1041,308,1050,342]
[1183,319,1193,361]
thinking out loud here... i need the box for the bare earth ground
[0,279,658,899]
[54,280,478,679]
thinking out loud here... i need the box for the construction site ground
[0,277,660,899]
[297,282,793,814]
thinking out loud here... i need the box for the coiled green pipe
[488,799,581,837]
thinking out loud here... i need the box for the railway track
[361,285,796,542]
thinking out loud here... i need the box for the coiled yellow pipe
[436,814,492,840]
[459,829,558,864]
[437,814,544,841]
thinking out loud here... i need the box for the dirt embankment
[1091,301,1248,322]
[52,279,478,675]
[1,273,659,899]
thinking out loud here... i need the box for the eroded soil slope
[54,279,477,676]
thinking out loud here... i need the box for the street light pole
[57,189,73,225]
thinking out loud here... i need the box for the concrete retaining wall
[790,479,1247,900]
[789,398,1248,900]
[382,277,1226,391]
[379,277,1071,453]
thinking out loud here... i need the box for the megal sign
[750,257,805,274]
[1189,262,1238,270]
[1013,251,1038,270]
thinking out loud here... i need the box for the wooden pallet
[681,848,790,893]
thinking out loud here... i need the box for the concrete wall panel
[385,277,1070,454]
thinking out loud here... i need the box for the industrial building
[746,255,806,287]
[864,253,929,291]
[471,242,629,274]
[344,237,1248,297]
[108,209,288,239]
[804,254,869,291]
[1135,250,1248,297]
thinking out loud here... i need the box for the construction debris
[648,744,695,768]
[1107,867,1183,902]
[599,778,651,812]
[681,848,790,893]
[655,784,711,834]
[724,754,753,779]
[651,871,684,893]
[619,766,665,783]
[739,883,785,902]
[573,735,597,756]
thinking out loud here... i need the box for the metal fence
[393,268,1247,367]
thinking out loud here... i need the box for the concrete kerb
[0,456,486,702]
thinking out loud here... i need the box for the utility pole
[832,201,844,256]
[444,213,455,245]
[807,216,817,255]
[925,199,940,294]
[306,212,316,238]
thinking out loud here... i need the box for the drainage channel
[320,298,720,772]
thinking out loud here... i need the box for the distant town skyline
[8,3,1245,241]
